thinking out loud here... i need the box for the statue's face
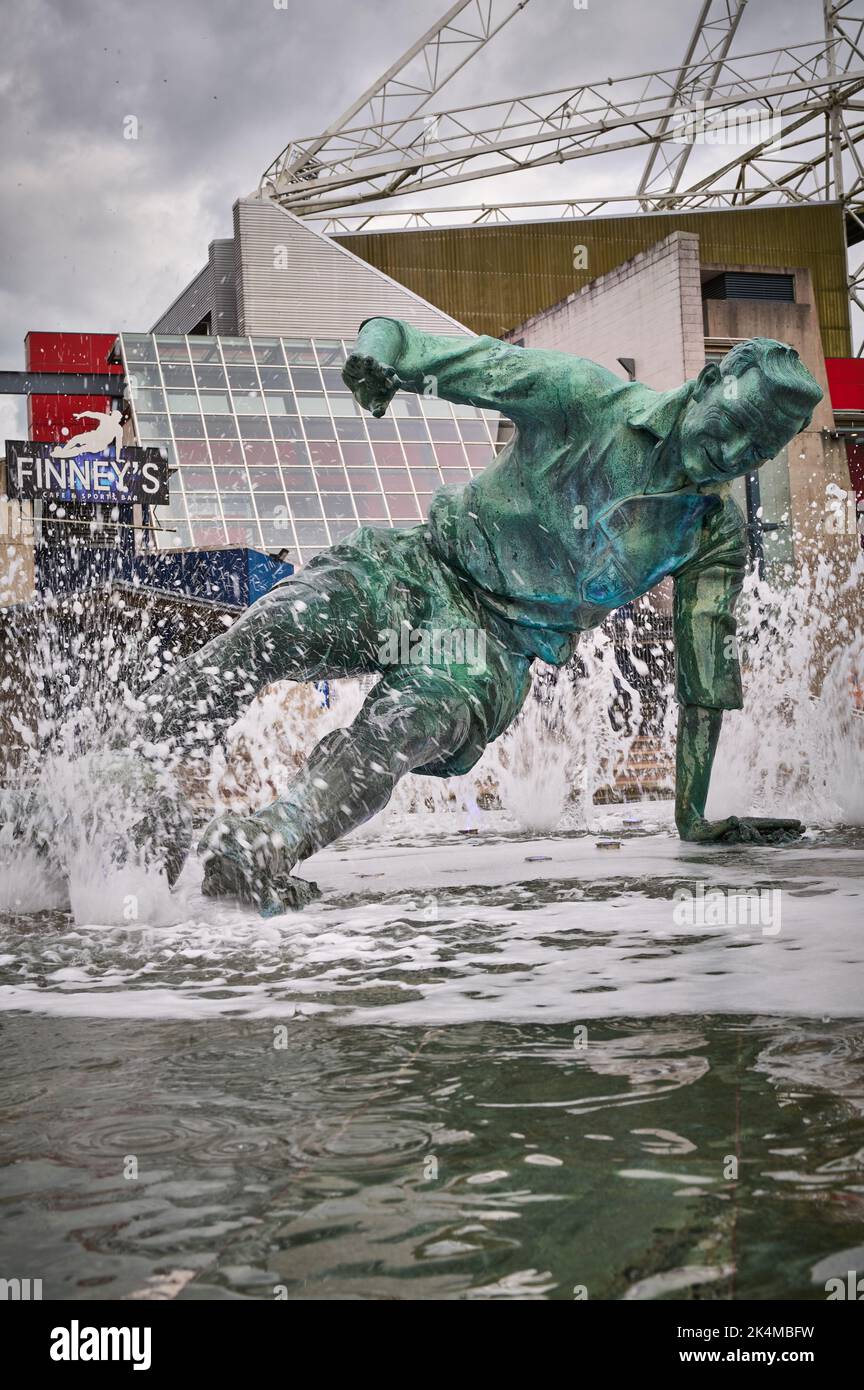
[679,365,802,485]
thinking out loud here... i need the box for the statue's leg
[131,569,382,763]
[81,557,387,891]
[200,644,532,914]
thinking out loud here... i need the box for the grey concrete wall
[507,232,706,390]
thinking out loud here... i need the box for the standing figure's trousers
[134,525,533,880]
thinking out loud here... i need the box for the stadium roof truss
[259,0,864,350]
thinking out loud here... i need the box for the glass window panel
[155,337,190,362]
[416,494,434,514]
[280,339,317,365]
[302,417,335,440]
[194,363,227,388]
[465,445,491,471]
[322,494,356,520]
[346,469,381,493]
[211,466,248,489]
[271,416,305,440]
[238,416,271,439]
[397,418,430,442]
[419,397,453,418]
[298,547,322,565]
[205,416,238,440]
[386,397,417,418]
[226,366,259,390]
[176,440,209,466]
[442,467,470,484]
[403,444,437,470]
[187,340,222,363]
[314,341,345,365]
[157,440,178,469]
[275,442,310,467]
[258,366,292,389]
[134,388,168,412]
[335,417,365,441]
[378,466,412,491]
[328,396,359,417]
[308,442,340,467]
[289,494,323,519]
[122,334,157,362]
[315,467,348,491]
[248,468,282,491]
[327,519,357,541]
[411,468,445,492]
[192,521,228,545]
[219,341,254,363]
[136,414,171,438]
[427,418,459,442]
[209,440,243,465]
[181,466,217,489]
[434,444,468,469]
[371,443,404,467]
[458,419,492,442]
[222,494,256,518]
[291,369,323,392]
[451,401,483,418]
[186,492,220,517]
[225,522,261,546]
[233,391,265,414]
[160,497,188,524]
[389,495,421,520]
[296,394,327,413]
[341,442,374,467]
[321,368,349,392]
[155,527,183,550]
[281,467,315,490]
[255,493,291,519]
[242,441,277,467]
[264,392,297,415]
[260,521,295,549]
[294,522,330,545]
[148,363,185,390]
[366,417,397,441]
[355,493,389,520]
[167,390,204,413]
[253,341,285,364]
[171,414,205,438]
[126,363,163,389]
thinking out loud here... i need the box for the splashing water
[1,550,862,927]
[708,555,864,824]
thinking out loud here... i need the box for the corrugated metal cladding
[233,198,471,338]
[209,240,238,335]
[151,263,211,334]
[337,203,851,357]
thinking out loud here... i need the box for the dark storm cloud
[0,0,820,429]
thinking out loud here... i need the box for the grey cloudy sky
[0,0,821,432]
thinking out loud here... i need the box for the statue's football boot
[198,810,320,915]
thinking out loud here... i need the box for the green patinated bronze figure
[128,318,822,913]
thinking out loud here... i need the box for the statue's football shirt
[361,317,748,711]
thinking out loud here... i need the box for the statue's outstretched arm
[343,315,583,424]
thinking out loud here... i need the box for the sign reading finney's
[5,440,169,505]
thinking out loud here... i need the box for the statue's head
[679,338,823,485]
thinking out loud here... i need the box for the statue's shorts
[269,523,534,777]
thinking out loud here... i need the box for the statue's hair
[719,337,823,429]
